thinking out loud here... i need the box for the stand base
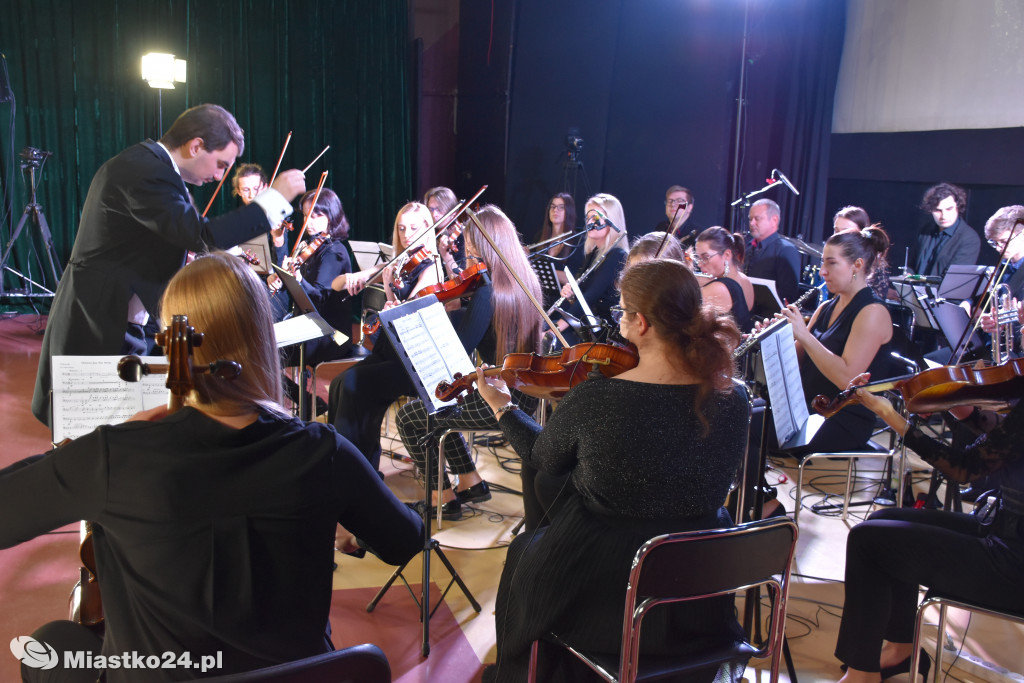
[365,537,481,657]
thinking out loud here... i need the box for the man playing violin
[32,104,307,427]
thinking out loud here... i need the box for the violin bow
[302,145,330,173]
[290,171,328,261]
[201,160,234,218]
[338,188,485,301]
[269,131,292,186]
[463,206,569,348]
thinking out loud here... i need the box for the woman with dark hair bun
[775,226,895,456]
[695,226,754,332]
[833,205,871,233]
[474,259,749,682]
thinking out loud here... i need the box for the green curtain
[0,0,413,300]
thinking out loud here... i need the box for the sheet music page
[273,314,336,347]
[52,356,168,442]
[748,277,784,308]
[389,301,475,412]
[758,323,809,447]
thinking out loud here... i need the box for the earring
[852,272,857,280]
[724,260,731,276]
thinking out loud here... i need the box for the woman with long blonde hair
[395,204,544,520]
[551,193,629,343]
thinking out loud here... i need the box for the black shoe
[456,481,492,504]
[879,649,930,681]
[406,499,463,521]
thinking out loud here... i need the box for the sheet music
[757,323,809,447]
[273,313,346,348]
[51,355,168,442]
[390,301,475,412]
[564,268,598,328]
[749,277,784,309]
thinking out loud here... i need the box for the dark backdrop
[462,0,846,249]
[0,0,413,298]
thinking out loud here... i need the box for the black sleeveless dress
[799,287,892,453]
[712,276,752,332]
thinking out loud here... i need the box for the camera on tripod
[565,128,583,163]
[19,146,52,168]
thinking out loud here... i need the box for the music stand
[364,295,481,656]
[234,233,272,275]
[349,240,389,271]
[893,280,939,330]
[271,265,347,418]
[937,265,989,302]
[749,277,784,318]
[931,300,986,358]
[528,253,562,300]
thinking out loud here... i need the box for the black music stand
[363,295,481,656]
[529,253,562,307]
[271,266,347,419]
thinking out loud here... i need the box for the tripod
[365,409,481,656]
[1,158,62,297]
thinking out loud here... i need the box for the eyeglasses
[665,199,689,208]
[988,232,1021,250]
[694,251,722,264]
[609,305,630,324]
[549,203,566,211]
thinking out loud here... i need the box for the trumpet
[990,283,1017,364]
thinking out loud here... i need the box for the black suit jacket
[32,141,271,425]
[908,218,981,276]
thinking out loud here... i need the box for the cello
[68,316,241,630]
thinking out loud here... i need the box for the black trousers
[835,507,1024,672]
[327,339,413,472]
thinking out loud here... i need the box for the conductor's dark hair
[160,104,245,156]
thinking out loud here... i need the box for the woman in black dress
[695,227,754,333]
[775,226,894,456]
[475,259,748,682]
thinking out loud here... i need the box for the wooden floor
[1,312,1021,682]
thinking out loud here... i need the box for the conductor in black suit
[32,104,306,426]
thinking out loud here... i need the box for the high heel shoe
[879,648,930,681]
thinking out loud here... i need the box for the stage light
[141,53,186,89]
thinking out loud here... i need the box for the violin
[363,259,488,338]
[435,341,639,403]
[392,244,431,290]
[812,357,1024,418]
[270,234,331,295]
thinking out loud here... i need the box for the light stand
[561,129,591,205]
[141,53,186,138]
[0,148,61,299]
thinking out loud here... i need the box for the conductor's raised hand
[270,169,306,203]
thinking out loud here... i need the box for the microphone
[586,213,622,233]
[773,169,800,196]
[677,229,697,247]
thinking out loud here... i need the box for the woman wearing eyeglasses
[695,226,753,333]
[476,258,747,682]
[535,192,579,260]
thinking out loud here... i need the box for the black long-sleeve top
[0,408,423,681]
[498,378,748,519]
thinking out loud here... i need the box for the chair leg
[842,459,855,522]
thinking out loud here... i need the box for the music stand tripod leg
[31,204,63,285]
[364,411,481,657]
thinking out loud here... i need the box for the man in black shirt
[745,198,801,315]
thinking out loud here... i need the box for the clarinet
[733,285,822,358]
[546,231,626,316]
